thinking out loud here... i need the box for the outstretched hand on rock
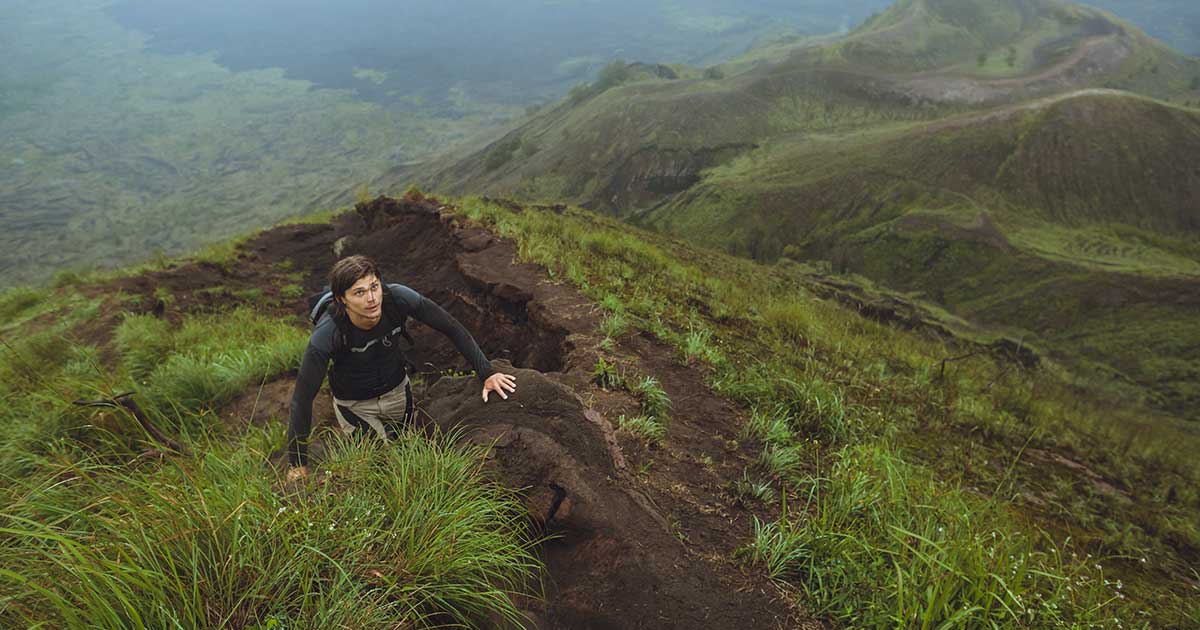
[482,372,516,402]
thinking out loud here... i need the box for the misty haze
[1,0,1199,628]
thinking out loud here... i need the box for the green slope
[413,0,1199,212]
[403,0,1200,419]
[651,91,1200,242]
[3,193,1199,627]
[646,91,1200,417]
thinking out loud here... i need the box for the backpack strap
[316,283,416,356]
[330,310,355,355]
[308,291,335,325]
[308,289,352,354]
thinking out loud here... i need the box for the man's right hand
[286,466,309,482]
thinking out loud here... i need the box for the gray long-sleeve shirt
[287,283,494,465]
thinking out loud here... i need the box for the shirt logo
[349,324,405,353]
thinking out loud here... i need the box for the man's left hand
[482,372,517,402]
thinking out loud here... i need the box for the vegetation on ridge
[3,189,1198,627]
[408,1,1200,423]
[450,195,1199,628]
[0,277,541,627]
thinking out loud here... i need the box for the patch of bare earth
[888,35,1132,105]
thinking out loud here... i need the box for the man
[285,255,515,480]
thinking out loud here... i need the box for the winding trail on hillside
[101,195,813,629]
[897,34,1130,104]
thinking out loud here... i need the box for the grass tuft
[598,310,630,339]
[682,325,722,365]
[0,427,543,628]
[633,375,671,421]
[0,287,43,324]
[115,308,307,416]
[592,356,626,390]
[617,414,667,443]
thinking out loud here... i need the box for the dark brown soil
[81,194,817,629]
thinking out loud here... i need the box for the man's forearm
[416,297,494,380]
[286,399,311,466]
[287,342,330,467]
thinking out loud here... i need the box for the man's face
[341,274,383,324]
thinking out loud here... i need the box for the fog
[2,0,1197,285]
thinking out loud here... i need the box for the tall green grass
[744,443,1127,629]
[114,308,308,416]
[1,287,544,628]
[0,309,109,483]
[0,427,541,628]
[451,195,1196,626]
[0,287,43,323]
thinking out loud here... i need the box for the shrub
[567,82,592,105]
[519,140,540,158]
[594,60,632,92]
[484,138,522,172]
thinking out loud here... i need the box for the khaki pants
[332,377,413,441]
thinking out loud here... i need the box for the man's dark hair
[329,255,381,313]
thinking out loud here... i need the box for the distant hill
[393,0,1200,417]
[646,91,1200,244]
[644,91,1200,416]
[832,0,1114,72]
[411,0,1199,212]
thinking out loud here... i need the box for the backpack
[307,284,415,354]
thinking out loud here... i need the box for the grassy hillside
[3,193,1198,627]
[651,92,1200,237]
[833,0,1062,71]
[443,196,1200,627]
[400,0,1200,421]
[639,91,1200,417]
[0,282,540,627]
[410,0,1199,213]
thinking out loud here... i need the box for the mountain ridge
[384,0,1200,419]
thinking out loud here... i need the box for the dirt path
[339,196,814,629]
[895,34,1131,105]
[96,194,814,628]
[972,35,1119,88]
